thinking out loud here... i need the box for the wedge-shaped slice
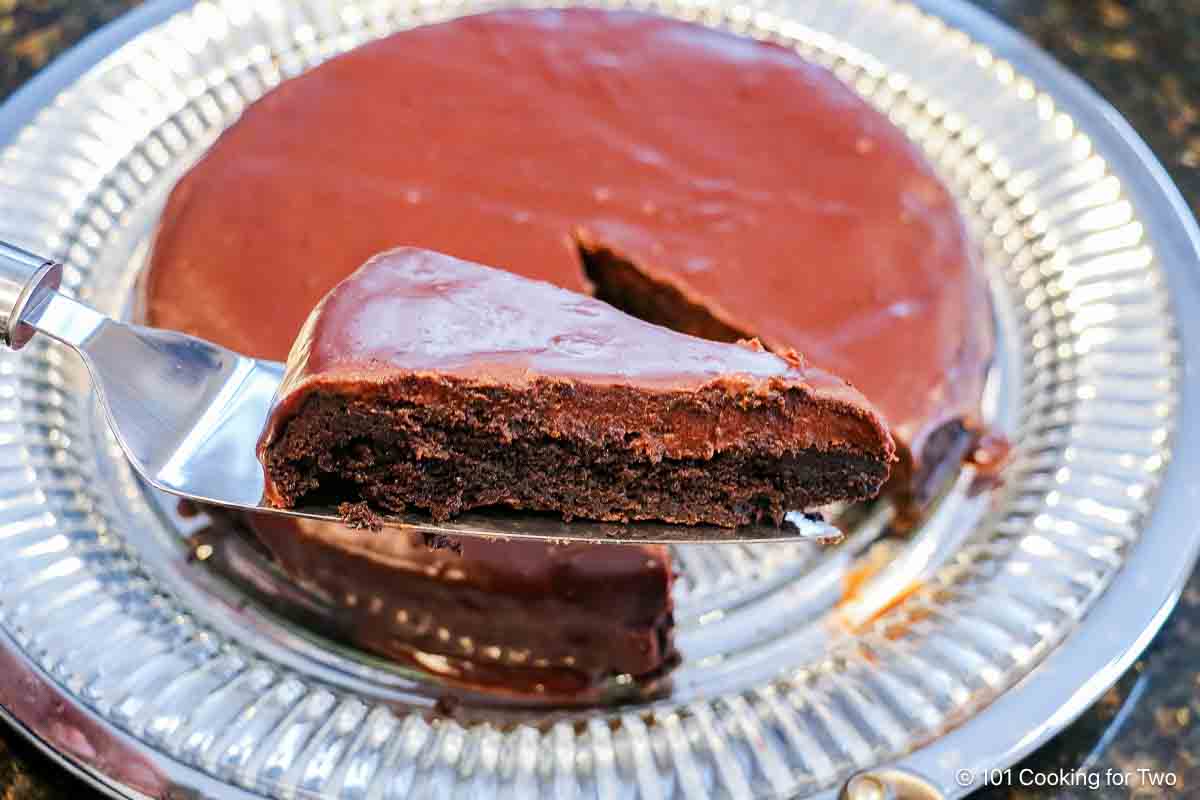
[258,248,895,527]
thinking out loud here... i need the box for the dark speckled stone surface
[0,1,1196,797]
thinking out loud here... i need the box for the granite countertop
[0,1,1196,798]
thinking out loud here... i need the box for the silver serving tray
[0,1,1196,798]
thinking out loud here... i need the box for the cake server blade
[0,241,842,544]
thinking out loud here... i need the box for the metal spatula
[0,241,842,544]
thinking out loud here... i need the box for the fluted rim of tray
[0,1,1194,798]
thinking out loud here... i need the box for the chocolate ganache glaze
[145,8,992,695]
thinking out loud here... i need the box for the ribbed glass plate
[0,1,1194,798]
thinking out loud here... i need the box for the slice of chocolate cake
[258,248,895,527]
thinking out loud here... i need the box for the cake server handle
[0,240,64,350]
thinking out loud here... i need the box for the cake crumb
[434,694,461,716]
[736,337,766,352]
[808,513,845,546]
[339,501,383,531]
[778,348,807,370]
[968,432,1012,476]
[422,532,464,554]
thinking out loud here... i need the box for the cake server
[0,241,842,544]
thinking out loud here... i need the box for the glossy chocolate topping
[289,248,863,390]
[146,8,991,470]
[259,248,894,467]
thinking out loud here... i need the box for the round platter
[0,1,1197,798]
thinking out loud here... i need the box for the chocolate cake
[147,9,991,489]
[144,8,992,695]
[258,249,895,526]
